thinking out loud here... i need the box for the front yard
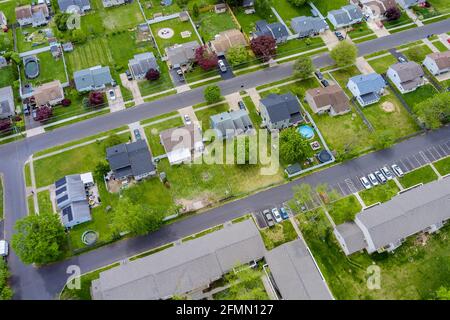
[358,180,400,206]
[433,156,450,176]
[398,165,438,189]
[260,220,297,250]
[367,54,398,74]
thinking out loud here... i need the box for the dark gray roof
[129,52,159,78]
[342,4,363,20]
[389,61,424,83]
[334,222,366,254]
[328,9,351,25]
[291,16,328,36]
[58,0,90,12]
[0,86,14,119]
[106,140,155,179]
[165,41,200,68]
[265,239,333,300]
[210,109,252,139]
[73,66,112,91]
[255,20,288,40]
[261,93,302,123]
[91,219,266,300]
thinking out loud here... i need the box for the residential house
[0,11,7,31]
[165,41,200,69]
[106,140,156,181]
[91,219,266,300]
[291,16,329,38]
[62,42,74,52]
[423,51,450,76]
[395,0,426,9]
[387,61,424,93]
[0,56,7,68]
[128,52,159,80]
[255,20,289,44]
[242,0,254,8]
[102,0,126,8]
[352,0,397,19]
[265,239,333,300]
[210,29,247,56]
[214,3,227,14]
[58,0,91,14]
[16,4,49,27]
[327,4,364,29]
[210,109,253,140]
[347,73,386,106]
[33,80,65,107]
[334,178,450,255]
[50,44,62,58]
[161,0,172,6]
[179,11,189,22]
[160,124,204,165]
[0,86,14,119]
[305,85,351,116]
[259,93,303,130]
[54,174,92,228]
[73,66,113,92]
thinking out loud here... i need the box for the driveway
[225,92,241,111]
[388,48,407,62]
[366,19,390,37]
[320,30,340,50]
[355,57,376,75]
[120,73,143,104]
[218,56,234,80]
[107,87,124,112]
[169,68,187,87]
[178,106,198,126]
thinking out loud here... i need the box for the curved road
[1,19,449,299]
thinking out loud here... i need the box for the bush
[204,85,222,104]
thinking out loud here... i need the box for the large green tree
[0,259,13,300]
[372,129,396,150]
[288,0,307,6]
[204,85,222,104]
[220,266,268,300]
[330,41,358,67]
[279,127,312,164]
[293,56,314,79]
[226,45,249,67]
[413,92,450,129]
[11,213,66,265]
[254,0,272,19]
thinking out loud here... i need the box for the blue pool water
[297,125,315,140]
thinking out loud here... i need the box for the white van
[0,240,8,257]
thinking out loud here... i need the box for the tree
[250,35,277,62]
[226,45,249,67]
[195,45,218,71]
[287,0,306,6]
[70,29,87,44]
[279,127,312,164]
[145,68,160,81]
[111,197,164,236]
[254,0,272,19]
[413,92,450,129]
[61,98,71,107]
[192,3,200,18]
[35,106,53,122]
[204,85,222,104]
[224,0,241,7]
[89,91,104,107]
[385,6,401,21]
[293,56,314,79]
[54,12,70,32]
[0,259,13,300]
[290,183,313,211]
[372,129,396,150]
[11,213,66,265]
[330,41,358,67]
[436,287,450,300]
[94,161,110,177]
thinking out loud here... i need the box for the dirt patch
[176,194,214,213]
[382,101,396,113]
[415,233,429,246]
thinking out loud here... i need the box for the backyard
[21,51,68,87]
[327,195,362,225]
[402,84,438,110]
[259,220,297,250]
[150,18,201,51]
[194,11,239,42]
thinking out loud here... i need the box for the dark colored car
[133,129,142,140]
[314,71,324,80]
[280,207,289,220]
[321,79,330,87]
[238,101,246,110]
[126,70,133,81]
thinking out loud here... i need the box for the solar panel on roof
[62,206,73,222]
[55,186,67,196]
[57,194,68,204]
[55,177,67,188]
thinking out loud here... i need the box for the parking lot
[253,205,292,229]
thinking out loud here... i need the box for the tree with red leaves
[145,68,160,81]
[195,45,218,71]
[35,106,53,122]
[89,91,104,107]
[61,98,71,107]
[250,35,277,62]
[385,7,401,21]
[0,119,11,132]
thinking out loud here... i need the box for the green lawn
[399,165,439,189]
[259,220,297,250]
[65,38,114,73]
[232,7,278,36]
[194,11,239,43]
[37,190,54,214]
[368,54,398,74]
[16,26,49,53]
[403,44,433,63]
[24,163,32,188]
[242,96,262,128]
[150,18,201,51]
[347,22,374,39]
[21,51,67,87]
[383,11,413,29]
[0,65,17,88]
[195,103,230,131]
[359,180,400,207]
[403,84,438,109]
[141,0,182,18]
[427,0,450,12]
[433,157,450,176]
[310,0,349,15]
[432,40,449,52]
[276,37,325,57]
[272,0,312,27]
[27,196,35,215]
[213,268,269,300]
[297,208,450,299]
[143,116,184,156]
[138,61,174,96]
[327,195,362,225]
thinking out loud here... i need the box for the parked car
[176,68,185,81]
[280,207,289,220]
[368,173,379,186]
[321,79,330,87]
[398,56,407,63]
[263,209,275,227]
[375,170,387,184]
[359,176,372,189]
[125,70,133,81]
[391,164,404,177]
[133,129,142,141]
[184,114,192,125]
[271,208,283,223]
[238,100,246,110]
[108,89,116,100]
[218,59,227,73]
[381,166,394,180]
[334,31,344,40]
[314,71,324,80]
[0,240,8,257]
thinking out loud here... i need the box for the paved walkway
[320,30,340,50]
[28,156,38,215]
[355,56,376,74]
[120,73,143,105]
[176,84,191,93]
[26,126,45,137]
[247,88,261,111]
[406,8,424,27]
[423,38,440,53]
[366,19,390,37]
[438,33,450,49]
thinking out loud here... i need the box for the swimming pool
[24,56,39,79]
[297,125,315,140]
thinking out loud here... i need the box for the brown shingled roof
[428,51,450,70]
[306,85,350,114]
[15,5,32,20]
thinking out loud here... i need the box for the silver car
[218,60,227,73]
[391,164,404,177]
[381,166,394,180]
[368,173,379,186]
[359,176,372,189]
[375,170,387,184]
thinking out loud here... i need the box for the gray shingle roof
[0,86,14,119]
[342,4,363,20]
[73,66,112,91]
[129,52,159,78]
[165,41,200,68]
[291,16,328,37]
[265,239,333,300]
[334,222,366,254]
[91,219,266,300]
[210,109,253,139]
[328,9,352,25]
[261,93,303,123]
[389,61,424,83]
[348,73,386,95]
[255,20,288,40]
[58,0,90,12]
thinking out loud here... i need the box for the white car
[271,208,282,223]
[375,170,387,184]
[391,164,404,177]
[381,166,394,180]
[108,89,116,101]
[359,176,372,189]
[368,173,379,186]
[184,115,192,125]
[218,60,227,73]
[0,240,8,257]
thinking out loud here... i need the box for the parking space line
[424,150,435,162]
[407,156,420,169]
[419,151,430,163]
[436,145,447,158]
[398,159,410,172]
[426,148,437,161]
[432,146,444,159]
[441,142,450,154]
[414,153,427,166]
[336,182,349,196]
[428,147,440,161]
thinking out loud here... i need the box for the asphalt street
[0,19,449,299]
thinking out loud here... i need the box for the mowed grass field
[65,38,114,73]
[195,11,239,42]
[151,19,201,51]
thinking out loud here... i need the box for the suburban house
[62,42,74,52]
[106,140,156,181]
[265,239,333,300]
[210,29,247,56]
[210,109,253,140]
[102,0,127,8]
[259,93,303,130]
[160,124,204,165]
[423,51,450,76]
[327,4,364,29]
[334,178,450,255]
[165,41,200,69]
[214,3,227,14]
[54,174,92,229]
[387,61,424,93]
[352,0,397,20]
[33,80,65,107]
[305,85,351,116]
[0,86,14,119]
[128,52,159,80]
[16,4,50,27]
[254,20,289,44]
[57,0,91,14]
[395,0,426,9]
[0,11,7,30]
[91,220,266,300]
[73,65,113,92]
[242,0,254,8]
[347,73,386,106]
[291,16,329,38]
[50,44,62,58]
[179,11,189,22]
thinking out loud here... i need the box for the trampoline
[24,56,39,79]
[317,150,332,163]
[297,125,315,140]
